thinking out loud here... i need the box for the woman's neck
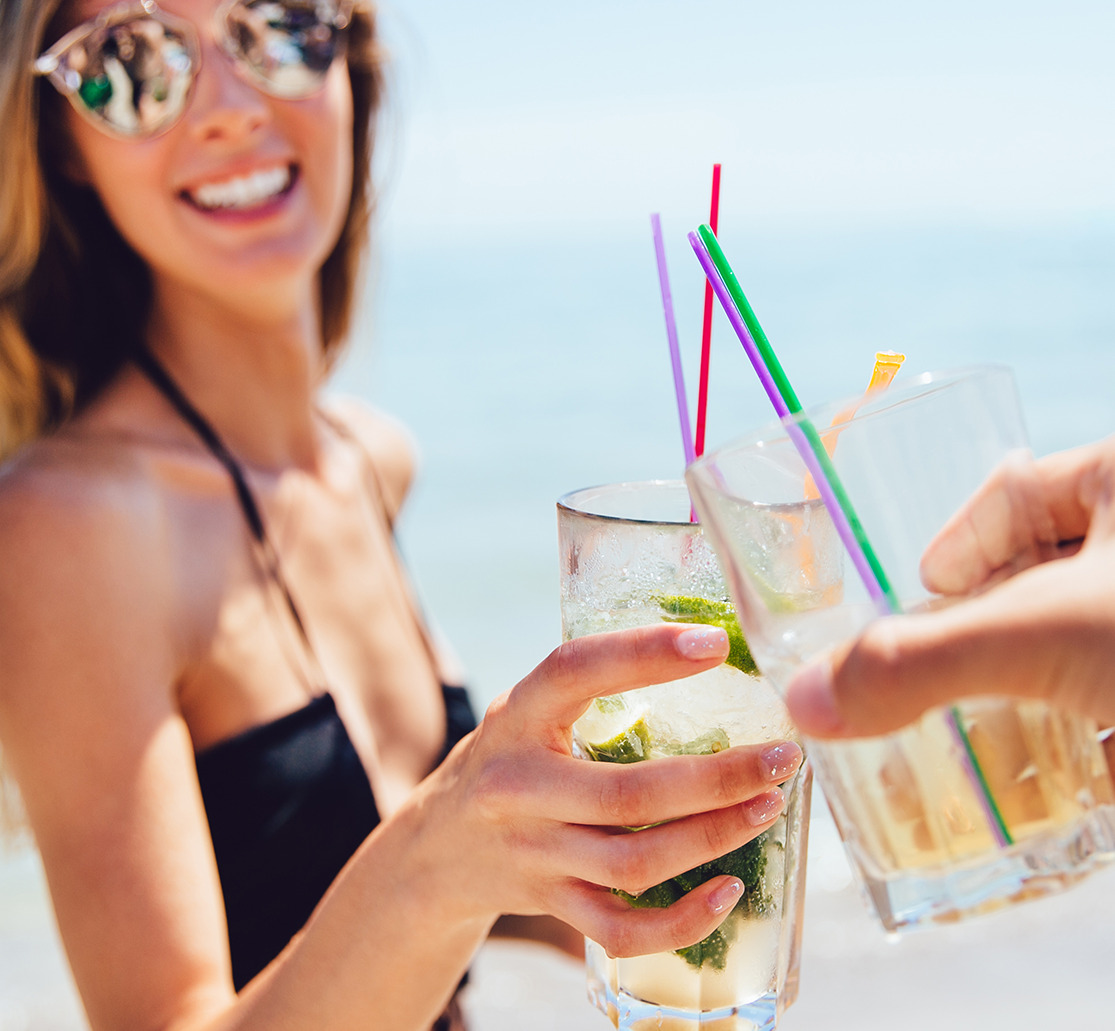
[143,281,327,472]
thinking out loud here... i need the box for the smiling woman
[0,2,799,1031]
[2,0,379,452]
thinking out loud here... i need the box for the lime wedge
[674,727,730,756]
[656,595,759,675]
[583,717,652,764]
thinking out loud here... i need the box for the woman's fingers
[558,786,787,898]
[503,624,730,733]
[787,548,1115,737]
[553,875,748,959]
[474,739,801,828]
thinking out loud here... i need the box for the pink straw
[695,163,721,457]
[651,213,696,467]
[687,232,787,421]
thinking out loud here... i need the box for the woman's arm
[0,456,798,1031]
[0,455,235,1031]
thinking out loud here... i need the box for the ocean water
[3,217,1115,1029]
[5,2,1114,1025]
[341,216,1115,709]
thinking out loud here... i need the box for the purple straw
[687,232,788,422]
[652,214,696,467]
[688,231,892,615]
[690,230,1011,848]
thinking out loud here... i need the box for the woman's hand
[786,437,1115,738]
[409,622,802,960]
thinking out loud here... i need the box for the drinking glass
[686,365,1114,933]
[558,480,821,1030]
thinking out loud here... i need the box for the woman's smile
[61,0,354,315]
[182,162,297,214]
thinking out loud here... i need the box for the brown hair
[0,0,385,459]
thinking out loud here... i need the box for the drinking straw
[694,164,722,458]
[804,350,906,499]
[865,350,906,393]
[688,226,1013,848]
[651,214,696,469]
[687,229,893,612]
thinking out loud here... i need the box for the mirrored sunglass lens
[226,0,347,97]
[67,18,193,136]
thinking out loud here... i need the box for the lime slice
[583,717,652,764]
[656,595,759,675]
[674,728,730,756]
[593,694,627,714]
[585,717,730,763]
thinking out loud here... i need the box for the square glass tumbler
[685,365,1115,933]
[558,481,819,1031]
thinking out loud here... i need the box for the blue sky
[373,0,1115,240]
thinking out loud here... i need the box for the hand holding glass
[558,481,817,1031]
[686,366,1114,933]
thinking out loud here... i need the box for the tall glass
[558,481,827,1031]
[686,365,1115,933]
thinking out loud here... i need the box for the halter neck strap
[133,349,327,693]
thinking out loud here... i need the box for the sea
[3,216,1115,1029]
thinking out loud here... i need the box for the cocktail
[686,365,1115,932]
[558,480,829,1031]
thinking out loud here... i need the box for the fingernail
[675,627,729,660]
[786,661,845,735]
[708,878,743,914]
[760,741,803,781]
[744,788,785,826]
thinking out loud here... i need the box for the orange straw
[804,351,905,499]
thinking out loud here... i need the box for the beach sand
[4,809,1114,1030]
[462,810,1115,1030]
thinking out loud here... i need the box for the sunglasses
[33,0,357,140]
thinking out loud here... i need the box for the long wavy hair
[0,0,386,461]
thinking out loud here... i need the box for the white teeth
[190,166,291,210]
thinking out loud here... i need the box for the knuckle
[855,619,906,686]
[546,636,592,685]
[597,770,639,824]
[484,691,511,721]
[628,625,661,666]
[698,811,737,860]
[472,757,523,821]
[561,635,592,670]
[602,903,701,959]
[598,920,641,958]
[708,753,749,807]
[606,840,656,896]
[687,750,756,811]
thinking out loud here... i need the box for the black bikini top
[134,351,477,1002]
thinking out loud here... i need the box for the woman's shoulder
[0,432,176,635]
[320,395,420,524]
[0,433,156,536]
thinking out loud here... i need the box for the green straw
[693,224,1013,848]
[697,224,901,611]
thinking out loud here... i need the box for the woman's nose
[185,39,271,143]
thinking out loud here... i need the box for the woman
[0,1,802,1029]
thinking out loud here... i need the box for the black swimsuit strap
[133,349,327,692]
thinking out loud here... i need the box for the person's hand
[407,622,803,960]
[785,437,1115,738]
